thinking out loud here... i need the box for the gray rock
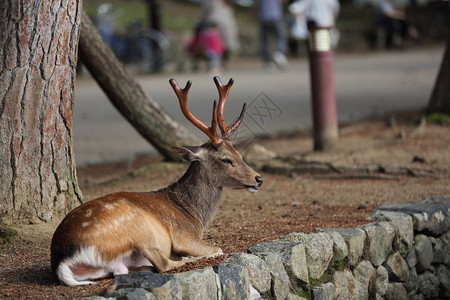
[414,234,433,273]
[421,196,450,215]
[213,264,250,300]
[374,199,449,235]
[412,210,447,235]
[417,271,439,299]
[113,268,219,299]
[271,273,290,300]
[403,267,419,295]
[439,230,450,266]
[436,264,450,298]
[249,285,261,300]
[405,249,417,268]
[360,222,395,266]
[318,228,366,267]
[322,231,348,262]
[346,269,357,300]
[175,267,218,300]
[375,265,389,296]
[383,252,409,282]
[353,260,376,300]
[244,144,278,169]
[114,272,181,299]
[312,282,335,300]
[108,288,157,300]
[80,297,116,300]
[385,282,407,300]
[429,264,436,275]
[249,240,309,287]
[332,270,350,300]
[409,294,425,300]
[286,294,307,300]
[286,293,308,300]
[226,253,272,294]
[247,249,290,300]
[430,236,446,264]
[424,196,450,205]
[371,210,414,256]
[281,233,333,279]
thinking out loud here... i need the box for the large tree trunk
[78,11,200,161]
[428,36,450,114]
[0,1,83,224]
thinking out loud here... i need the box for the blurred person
[287,0,309,56]
[185,21,224,73]
[202,22,225,72]
[376,0,420,49]
[184,22,205,71]
[95,3,124,56]
[255,0,288,71]
[289,0,340,49]
[201,0,240,69]
[288,0,308,41]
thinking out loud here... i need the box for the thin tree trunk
[148,0,162,32]
[428,36,450,114]
[78,11,200,161]
[0,0,83,224]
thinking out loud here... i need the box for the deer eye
[221,158,233,165]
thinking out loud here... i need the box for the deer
[50,76,263,286]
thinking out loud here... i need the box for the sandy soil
[1,112,450,299]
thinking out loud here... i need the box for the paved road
[74,46,444,166]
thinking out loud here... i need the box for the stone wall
[85,197,450,300]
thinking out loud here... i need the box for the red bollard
[308,26,339,151]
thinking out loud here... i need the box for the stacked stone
[83,197,450,300]
[371,197,450,300]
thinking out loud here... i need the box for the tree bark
[78,11,201,161]
[428,36,450,114]
[0,0,83,224]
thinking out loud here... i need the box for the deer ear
[172,146,204,161]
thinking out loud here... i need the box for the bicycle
[95,3,176,73]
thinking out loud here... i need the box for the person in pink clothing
[185,21,224,72]
[201,22,224,71]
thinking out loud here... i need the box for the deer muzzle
[246,175,263,193]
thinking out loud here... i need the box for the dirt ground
[1,111,450,299]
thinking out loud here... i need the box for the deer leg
[139,247,185,273]
[174,238,223,259]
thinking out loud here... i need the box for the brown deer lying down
[50,77,263,285]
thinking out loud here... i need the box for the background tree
[78,11,201,161]
[428,35,450,114]
[0,0,83,224]
[147,0,162,31]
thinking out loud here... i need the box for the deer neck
[164,161,223,229]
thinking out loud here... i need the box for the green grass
[333,259,347,271]
[296,290,311,300]
[82,0,256,36]
[426,112,450,125]
[84,0,150,33]
[0,227,18,244]
[83,0,204,33]
[309,271,332,287]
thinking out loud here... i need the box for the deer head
[169,76,263,192]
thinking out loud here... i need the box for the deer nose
[255,176,263,187]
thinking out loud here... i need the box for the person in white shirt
[376,0,420,48]
[288,0,340,49]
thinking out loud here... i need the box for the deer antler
[214,76,246,140]
[169,78,222,146]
